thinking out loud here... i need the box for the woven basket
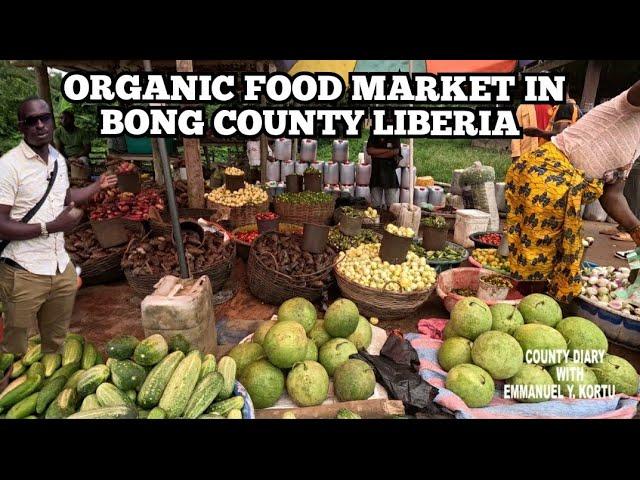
[67,223,125,286]
[149,207,218,236]
[246,232,337,305]
[122,231,235,298]
[334,268,435,320]
[361,209,397,234]
[232,223,304,261]
[208,201,269,228]
[274,198,335,225]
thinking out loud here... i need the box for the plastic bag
[353,330,454,417]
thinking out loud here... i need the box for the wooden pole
[176,60,205,208]
[257,61,268,183]
[408,60,414,206]
[34,63,54,127]
[580,60,602,113]
[143,60,165,186]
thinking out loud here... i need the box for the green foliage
[0,61,106,157]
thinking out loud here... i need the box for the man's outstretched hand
[99,173,118,190]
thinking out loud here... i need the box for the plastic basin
[436,267,524,312]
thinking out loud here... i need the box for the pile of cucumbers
[0,332,244,420]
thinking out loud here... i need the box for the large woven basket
[123,232,235,298]
[247,232,337,305]
[67,223,125,286]
[207,201,269,228]
[149,207,217,236]
[334,268,435,320]
[274,198,335,225]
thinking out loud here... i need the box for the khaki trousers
[0,262,77,355]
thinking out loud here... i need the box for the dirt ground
[69,219,640,369]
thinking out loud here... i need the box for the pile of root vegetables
[65,226,125,265]
[253,232,336,288]
[173,180,212,208]
[121,230,233,276]
[89,188,165,222]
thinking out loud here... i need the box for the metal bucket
[302,223,330,253]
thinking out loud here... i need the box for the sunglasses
[20,113,52,127]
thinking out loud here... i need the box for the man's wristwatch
[40,222,49,238]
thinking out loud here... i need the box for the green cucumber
[147,407,167,419]
[65,333,85,344]
[64,369,86,390]
[183,372,224,419]
[137,409,150,419]
[226,408,243,419]
[0,375,27,401]
[133,334,169,366]
[36,376,67,414]
[67,406,137,419]
[77,365,110,397]
[0,374,42,410]
[105,335,139,360]
[206,395,244,416]
[110,359,146,391]
[10,360,26,378]
[216,356,236,400]
[137,351,184,410]
[199,354,217,380]
[126,390,137,402]
[198,413,224,419]
[81,343,98,370]
[56,387,79,412]
[62,338,83,366]
[50,361,81,381]
[27,362,45,379]
[42,353,62,377]
[169,334,191,354]
[6,392,39,419]
[158,350,202,418]
[22,344,43,366]
[79,394,101,412]
[0,353,14,374]
[95,383,134,408]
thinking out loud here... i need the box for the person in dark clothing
[366,117,403,209]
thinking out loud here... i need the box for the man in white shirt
[0,97,117,355]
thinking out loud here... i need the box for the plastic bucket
[422,227,448,251]
[117,171,141,194]
[339,215,363,236]
[379,229,412,265]
[286,174,303,193]
[90,218,129,249]
[304,172,322,192]
[302,223,330,253]
[477,276,511,302]
[225,173,245,192]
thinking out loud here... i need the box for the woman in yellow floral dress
[505,82,640,303]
